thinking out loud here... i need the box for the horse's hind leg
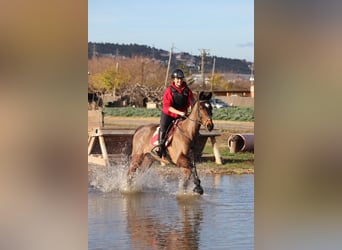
[127,153,144,179]
[180,167,191,192]
[140,154,154,172]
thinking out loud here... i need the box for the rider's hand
[178,111,186,117]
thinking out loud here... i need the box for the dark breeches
[160,112,176,133]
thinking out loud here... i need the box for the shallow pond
[88,165,254,249]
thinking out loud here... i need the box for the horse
[127,91,214,195]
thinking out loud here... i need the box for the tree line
[88,42,252,74]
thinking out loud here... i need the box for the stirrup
[151,145,162,157]
[156,148,163,158]
[151,145,164,158]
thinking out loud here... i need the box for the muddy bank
[153,164,254,177]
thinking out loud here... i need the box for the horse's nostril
[207,124,214,131]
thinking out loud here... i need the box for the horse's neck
[180,104,200,139]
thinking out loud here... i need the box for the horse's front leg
[189,147,204,195]
[177,155,203,195]
[190,163,203,195]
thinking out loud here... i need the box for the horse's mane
[188,92,212,116]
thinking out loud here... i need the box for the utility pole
[164,44,173,87]
[249,62,255,98]
[92,43,97,59]
[199,49,210,89]
[151,44,155,59]
[141,60,145,85]
[211,56,216,92]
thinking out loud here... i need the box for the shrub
[103,106,254,122]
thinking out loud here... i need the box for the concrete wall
[217,96,254,107]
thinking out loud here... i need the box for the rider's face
[174,78,182,87]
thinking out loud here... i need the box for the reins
[182,115,202,126]
[175,100,212,139]
[182,100,212,127]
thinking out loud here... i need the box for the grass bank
[103,106,254,122]
[100,114,254,174]
[198,131,254,174]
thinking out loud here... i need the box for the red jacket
[162,82,194,118]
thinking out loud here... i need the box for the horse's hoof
[193,185,204,195]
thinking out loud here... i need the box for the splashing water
[88,161,173,194]
[88,162,128,192]
[176,176,196,195]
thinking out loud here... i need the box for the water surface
[88,166,254,249]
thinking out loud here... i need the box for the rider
[155,69,194,158]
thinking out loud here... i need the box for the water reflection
[125,193,203,250]
[88,175,254,250]
[213,173,222,188]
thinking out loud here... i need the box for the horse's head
[198,91,214,131]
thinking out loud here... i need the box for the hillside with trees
[88,42,252,74]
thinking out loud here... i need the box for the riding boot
[156,130,166,158]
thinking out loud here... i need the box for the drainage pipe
[228,133,254,153]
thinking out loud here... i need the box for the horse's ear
[199,91,212,100]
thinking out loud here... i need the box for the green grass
[103,106,254,122]
[198,151,254,171]
[103,107,161,117]
[200,133,254,170]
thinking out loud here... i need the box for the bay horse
[127,91,214,195]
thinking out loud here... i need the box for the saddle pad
[150,127,159,146]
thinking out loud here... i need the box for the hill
[88,42,252,74]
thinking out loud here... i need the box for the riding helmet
[171,69,185,79]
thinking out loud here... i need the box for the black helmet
[171,69,185,79]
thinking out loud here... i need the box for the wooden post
[88,136,95,155]
[98,135,109,166]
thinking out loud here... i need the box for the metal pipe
[228,133,254,153]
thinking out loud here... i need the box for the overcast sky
[88,0,254,62]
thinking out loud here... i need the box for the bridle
[173,99,213,141]
[181,100,212,127]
